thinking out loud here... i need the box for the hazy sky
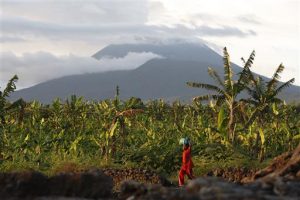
[0,0,299,88]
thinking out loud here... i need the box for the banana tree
[1,75,28,129]
[187,48,255,143]
[0,75,25,125]
[243,64,295,127]
[241,64,295,160]
[100,86,145,161]
[109,109,144,149]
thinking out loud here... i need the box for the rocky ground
[0,169,113,199]
[102,168,172,191]
[0,144,299,200]
[204,167,258,183]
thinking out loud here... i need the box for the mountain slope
[10,43,300,103]
[10,59,220,102]
[92,43,222,64]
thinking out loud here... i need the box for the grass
[0,152,151,176]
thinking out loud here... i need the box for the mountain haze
[93,43,221,63]
[10,42,300,103]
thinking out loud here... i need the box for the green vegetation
[0,48,299,177]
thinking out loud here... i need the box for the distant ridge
[92,42,220,62]
[11,42,300,103]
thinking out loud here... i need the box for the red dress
[178,146,194,186]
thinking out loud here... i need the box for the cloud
[1,16,145,40]
[1,0,149,25]
[0,51,163,88]
[130,36,207,45]
[196,25,257,37]
[1,0,258,57]
[237,14,261,24]
[1,16,256,41]
[0,36,26,43]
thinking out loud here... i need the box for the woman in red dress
[178,138,195,186]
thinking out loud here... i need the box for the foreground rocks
[0,169,112,199]
[120,176,300,200]
[0,168,169,199]
[205,167,257,183]
[102,168,172,190]
[251,143,300,181]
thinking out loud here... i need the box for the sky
[0,0,299,88]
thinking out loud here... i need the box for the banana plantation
[1,48,299,175]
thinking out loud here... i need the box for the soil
[251,144,300,181]
[0,144,299,200]
[204,167,258,183]
[102,168,172,190]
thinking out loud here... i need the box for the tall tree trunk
[254,131,260,158]
[228,103,234,143]
[255,119,264,160]
[0,115,5,125]
[120,118,126,150]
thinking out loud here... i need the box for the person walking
[178,137,195,187]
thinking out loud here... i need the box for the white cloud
[1,16,255,40]
[0,0,256,56]
[1,0,149,25]
[0,36,26,43]
[0,51,163,89]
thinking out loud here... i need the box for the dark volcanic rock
[0,169,113,199]
[119,181,190,200]
[48,169,113,198]
[102,168,172,191]
[0,171,48,198]
[119,180,148,199]
[205,167,257,183]
[120,176,300,200]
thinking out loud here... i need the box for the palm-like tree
[243,64,295,127]
[0,75,26,125]
[241,64,294,161]
[187,47,255,143]
[104,86,144,161]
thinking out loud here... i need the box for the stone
[0,169,113,199]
